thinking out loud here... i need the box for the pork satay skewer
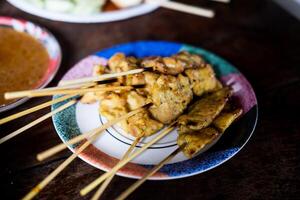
[22,106,147,200]
[91,136,143,200]
[80,87,232,196]
[0,100,76,145]
[116,107,242,200]
[5,85,133,99]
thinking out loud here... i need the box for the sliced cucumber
[44,0,75,13]
[27,0,106,14]
[72,0,106,15]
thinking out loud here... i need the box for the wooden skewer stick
[0,100,76,145]
[28,82,97,92]
[22,107,145,200]
[146,0,215,18]
[116,144,186,200]
[80,124,176,196]
[5,86,133,100]
[91,136,143,200]
[59,68,145,86]
[37,107,145,161]
[0,94,77,125]
[0,82,95,125]
[22,135,91,200]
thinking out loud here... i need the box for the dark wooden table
[1,0,299,199]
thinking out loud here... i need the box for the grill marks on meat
[99,92,128,120]
[98,91,163,138]
[126,110,163,137]
[178,101,242,158]
[108,53,139,73]
[108,53,140,84]
[185,64,222,96]
[142,57,185,75]
[212,108,243,133]
[123,71,194,124]
[149,74,193,124]
[141,51,206,75]
[178,87,232,134]
[177,127,219,158]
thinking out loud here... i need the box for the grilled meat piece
[141,51,206,75]
[178,103,243,158]
[177,127,219,158]
[80,64,116,104]
[212,108,243,133]
[185,64,222,96]
[99,92,128,120]
[108,53,139,73]
[125,73,146,86]
[175,51,206,69]
[92,64,109,76]
[99,90,162,137]
[125,91,148,110]
[178,87,232,134]
[126,109,163,137]
[141,57,184,75]
[149,74,193,124]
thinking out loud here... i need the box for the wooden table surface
[0,0,299,199]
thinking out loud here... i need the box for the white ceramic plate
[7,0,159,23]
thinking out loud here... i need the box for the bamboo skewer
[22,136,91,200]
[37,107,145,161]
[37,128,99,161]
[5,86,133,100]
[80,124,176,196]
[0,82,94,125]
[116,144,186,200]
[3,82,95,100]
[28,82,97,92]
[59,68,145,86]
[0,94,77,125]
[146,0,215,18]
[22,107,145,200]
[91,136,143,200]
[0,100,76,145]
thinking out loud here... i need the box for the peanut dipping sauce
[0,28,49,106]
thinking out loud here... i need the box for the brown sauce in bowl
[0,28,49,106]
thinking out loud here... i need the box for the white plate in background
[7,0,159,23]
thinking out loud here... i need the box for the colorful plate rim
[0,16,62,112]
[7,0,159,23]
[52,41,258,180]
